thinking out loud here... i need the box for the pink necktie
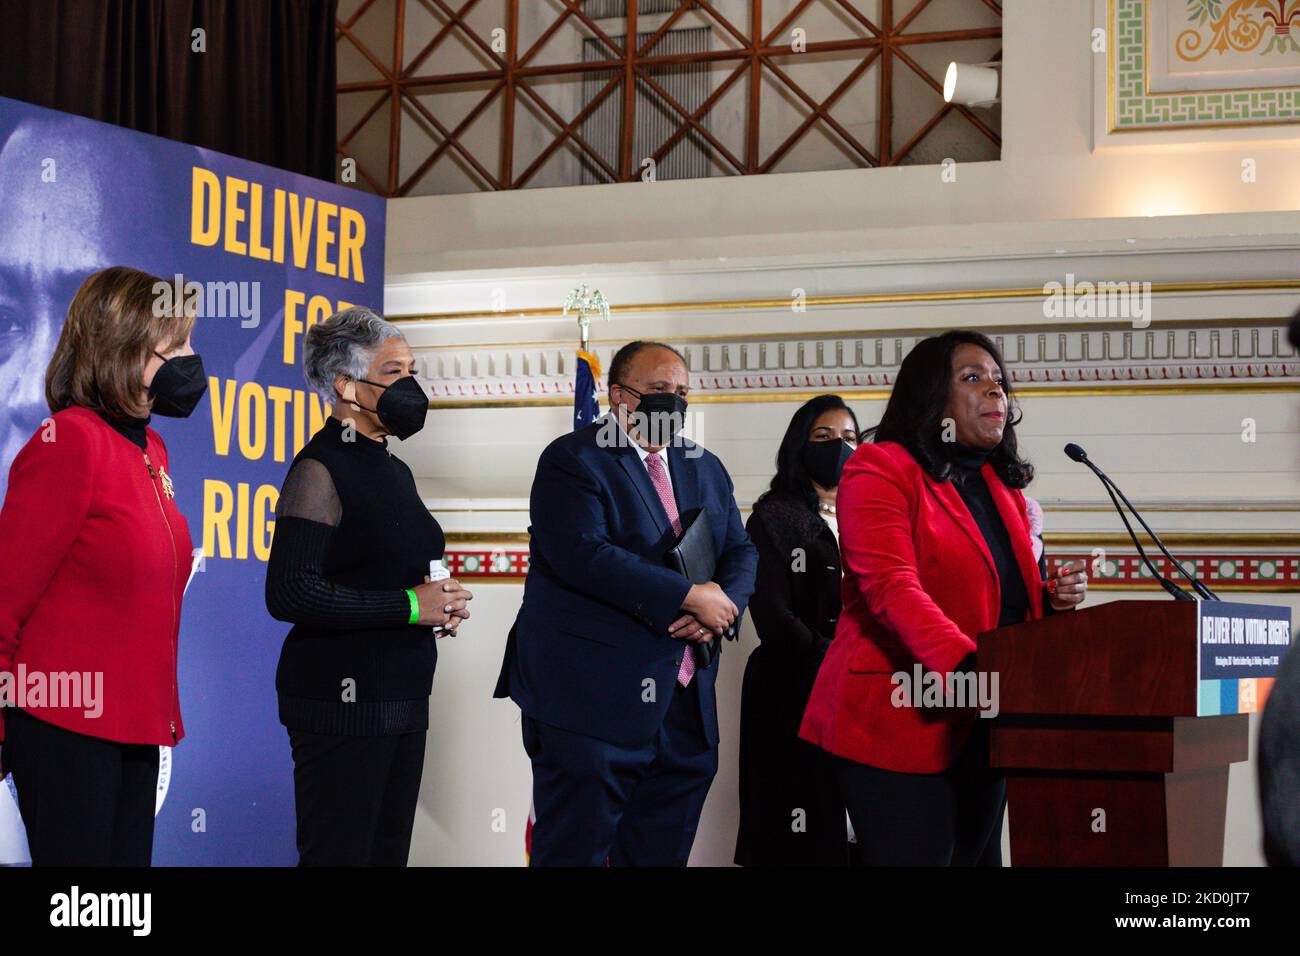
[645,453,695,687]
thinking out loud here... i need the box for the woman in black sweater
[735,394,860,866]
[266,306,473,866]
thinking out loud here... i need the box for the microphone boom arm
[1092,466,1218,601]
[1089,462,1195,601]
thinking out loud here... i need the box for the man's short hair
[607,340,687,390]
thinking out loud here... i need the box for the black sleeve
[744,510,831,659]
[265,459,413,630]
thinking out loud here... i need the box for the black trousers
[287,728,427,866]
[2,706,159,866]
[735,649,850,867]
[835,722,1007,866]
[524,680,717,867]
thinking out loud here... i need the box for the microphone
[1064,443,1218,601]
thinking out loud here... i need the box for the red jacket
[799,441,1043,773]
[0,406,192,746]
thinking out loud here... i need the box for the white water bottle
[429,559,451,636]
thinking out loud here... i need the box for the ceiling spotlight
[943,61,1000,108]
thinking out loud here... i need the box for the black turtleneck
[948,443,1031,628]
[266,415,446,735]
[96,409,150,450]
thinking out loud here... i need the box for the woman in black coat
[735,394,860,866]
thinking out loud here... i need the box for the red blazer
[799,441,1043,773]
[0,406,192,746]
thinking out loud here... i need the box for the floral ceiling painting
[1150,0,1300,91]
[1110,0,1300,130]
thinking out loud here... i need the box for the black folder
[664,507,729,669]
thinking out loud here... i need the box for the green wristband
[405,588,420,625]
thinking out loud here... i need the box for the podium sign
[1197,601,1292,716]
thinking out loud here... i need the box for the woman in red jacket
[800,331,1088,866]
[0,265,204,866]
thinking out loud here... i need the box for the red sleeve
[837,446,976,675]
[0,415,95,738]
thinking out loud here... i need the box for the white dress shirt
[613,414,674,498]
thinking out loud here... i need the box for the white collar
[611,414,668,466]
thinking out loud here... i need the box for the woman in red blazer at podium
[800,331,1088,866]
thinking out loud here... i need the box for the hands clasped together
[412,575,474,636]
[669,581,736,643]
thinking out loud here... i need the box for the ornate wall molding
[1047,550,1300,592]
[392,280,1300,324]
[415,316,1299,405]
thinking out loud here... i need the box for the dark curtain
[0,0,337,181]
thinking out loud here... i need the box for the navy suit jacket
[494,416,758,747]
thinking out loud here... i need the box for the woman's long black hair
[866,330,1034,489]
[757,394,862,511]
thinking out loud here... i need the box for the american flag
[573,349,602,429]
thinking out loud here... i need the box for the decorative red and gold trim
[443,545,1300,592]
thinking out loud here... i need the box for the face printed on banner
[0,118,154,503]
[612,346,689,451]
[942,342,1008,451]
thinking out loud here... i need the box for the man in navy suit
[496,340,758,866]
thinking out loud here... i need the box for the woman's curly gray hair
[302,306,405,403]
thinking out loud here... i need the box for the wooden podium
[978,600,1250,867]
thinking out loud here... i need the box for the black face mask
[149,351,207,418]
[619,383,688,446]
[801,438,855,488]
[351,375,428,440]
